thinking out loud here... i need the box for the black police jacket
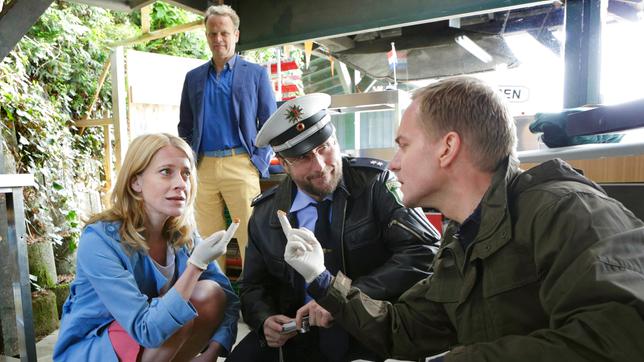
[239,157,440,334]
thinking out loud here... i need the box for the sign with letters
[499,86,529,102]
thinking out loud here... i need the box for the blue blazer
[53,221,240,361]
[178,56,276,178]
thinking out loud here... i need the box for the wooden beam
[522,155,644,183]
[109,20,203,48]
[141,4,152,34]
[74,118,113,128]
[83,59,111,120]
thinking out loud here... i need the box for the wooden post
[110,47,128,175]
[102,123,112,207]
[141,5,152,34]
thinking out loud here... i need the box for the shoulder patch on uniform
[251,186,279,206]
[348,157,388,170]
[385,178,404,206]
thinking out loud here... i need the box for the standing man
[285,77,644,361]
[179,4,276,270]
[228,93,440,361]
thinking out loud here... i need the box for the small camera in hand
[300,315,310,333]
[280,316,310,334]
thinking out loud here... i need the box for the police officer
[227,93,440,361]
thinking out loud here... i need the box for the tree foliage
[0,1,207,255]
[130,2,209,59]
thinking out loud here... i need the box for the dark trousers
[227,329,323,362]
[226,327,383,362]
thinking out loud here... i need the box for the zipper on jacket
[389,219,426,242]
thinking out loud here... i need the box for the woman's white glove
[188,230,227,270]
[284,228,326,283]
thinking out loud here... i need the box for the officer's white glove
[284,228,325,283]
[188,230,227,270]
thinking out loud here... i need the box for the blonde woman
[54,133,239,361]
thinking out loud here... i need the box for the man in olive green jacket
[281,76,644,361]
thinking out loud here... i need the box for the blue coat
[178,56,276,178]
[53,221,240,361]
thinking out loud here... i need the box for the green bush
[0,1,207,258]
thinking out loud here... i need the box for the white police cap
[256,93,334,158]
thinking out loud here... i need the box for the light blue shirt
[289,190,332,301]
[53,221,239,361]
[289,190,333,231]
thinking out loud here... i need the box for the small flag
[396,50,408,71]
[387,42,397,69]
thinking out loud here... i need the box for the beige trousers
[195,153,260,271]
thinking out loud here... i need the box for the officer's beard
[298,160,343,200]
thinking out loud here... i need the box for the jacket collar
[208,54,238,72]
[268,156,354,229]
[467,157,519,260]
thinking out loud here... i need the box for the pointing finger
[277,210,292,236]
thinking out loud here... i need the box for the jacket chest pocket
[425,248,462,303]
[482,239,539,297]
[343,217,380,250]
[343,218,388,275]
[481,240,546,334]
